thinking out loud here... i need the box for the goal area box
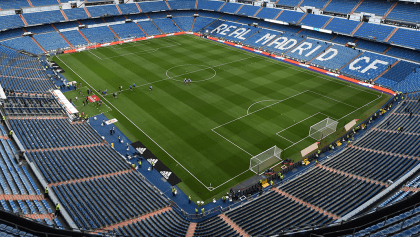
[250,146,282,175]
[309,117,338,141]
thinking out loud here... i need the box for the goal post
[309,117,338,141]
[250,146,282,175]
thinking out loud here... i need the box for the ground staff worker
[55,203,60,217]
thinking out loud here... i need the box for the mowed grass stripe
[55,34,390,202]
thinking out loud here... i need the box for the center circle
[166,64,216,82]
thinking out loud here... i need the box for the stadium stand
[209,21,242,37]
[167,0,196,10]
[224,25,259,42]
[350,205,420,236]
[52,21,80,30]
[28,145,129,183]
[87,5,121,18]
[255,7,282,19]
[118,3,141,15]
[192,17,216,32]
[62,8,89,21]
[268,24,301,33]
[137,21,162,36]
[354,0,395,16]
[376,61,419,90]
[226,191,332,236]
[172,17,194,32]
[389,28,420,50]
[276,0,303,7]
[219,2,242,14]
[341,52,397,80]
[10,118,103,149]
[311,45,360,70]
[355,39,389,53]
[286,39,331,61]
[194,215,240,236]
[242,28,283,48]
[276,10,305,24]
[169,10,196,17]
[263,32,307,54]
[219,14,241,22]
[332,35,357,44]
[386,2,420,24]
[33,32,70,51]
[1,37,44,55]
[80,26,118,43]
[25,25,56,34]
[153,18,181,33]
[197,0,225,11]
[385,46,420,63]
[60,30,88,47]
[0,28,24,42]
[0,0,30,10]
[196,10,223,18]
[3,95,63,117]
[299,13,331,28]
[236,4,260,17]
[137,1,169,13]
[323,0,360,14]
[299,29,334,41]
[0,15,25,31]
[118,209,190,236]
[147,11,168,19]
[324,18,360,35]
[301,0,330,9]
[23,10,65,25]
[31,0,60,7]
[52,172,169,229]
[353,23,395,41]
[110,23,146,39]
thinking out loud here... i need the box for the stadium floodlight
[309,118,338,141]
[250,146,282,175]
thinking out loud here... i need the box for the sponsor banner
[326,72,339,77]
[166,33,174,36]
[102,43,111,46]
[235,45,243,48]
[88,95,100,103]
[358,81,374,88]
[131,141,181,186]
[301,142,318,157]
[299,63,310,68]
[105,118,118,125]
[218,40,224,42]
[254,50,262,53]
[344,119,357,131]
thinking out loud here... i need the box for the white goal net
[309,118,338,141]
[250,146,282,175]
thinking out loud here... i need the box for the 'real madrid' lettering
[255,33,278,45]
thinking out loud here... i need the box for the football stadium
[0,0,419,236]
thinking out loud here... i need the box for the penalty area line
[56,55,213,191]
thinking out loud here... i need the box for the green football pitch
[54,34,390,202]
